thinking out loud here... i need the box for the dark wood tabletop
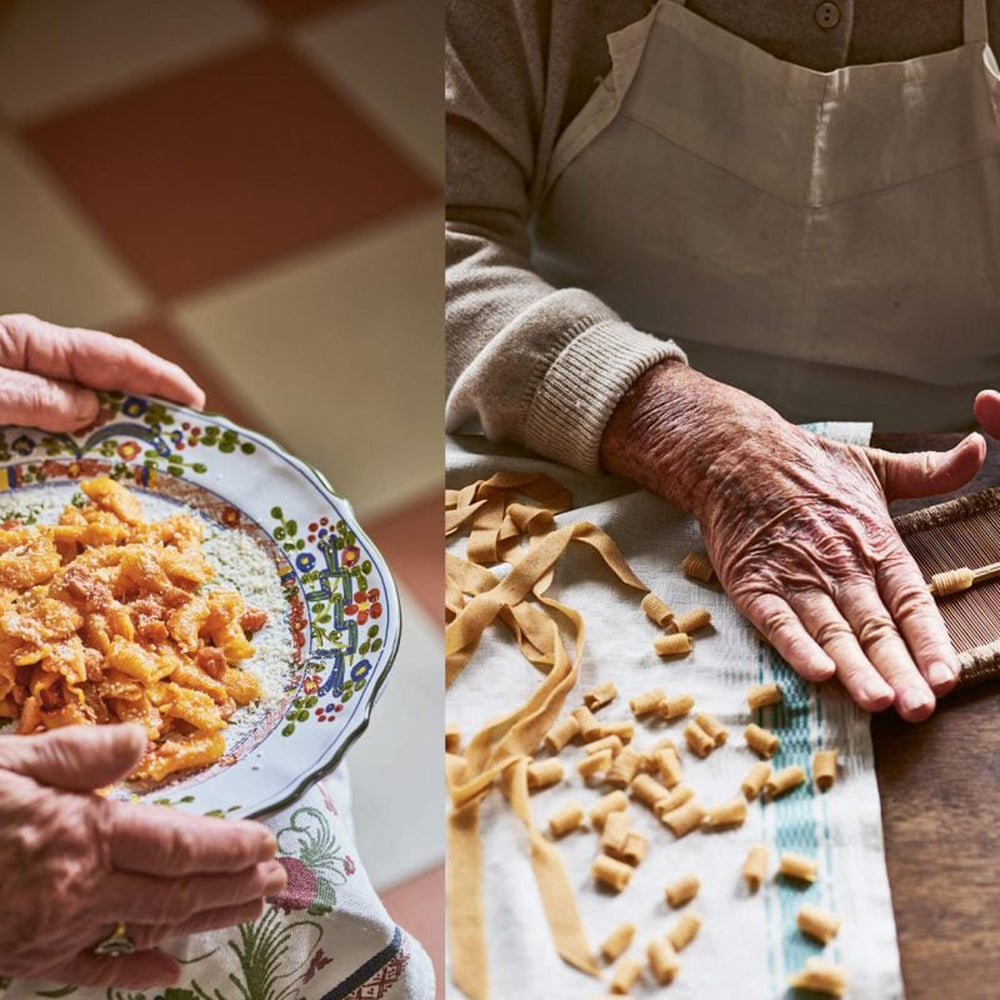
[871,431,1000,1000]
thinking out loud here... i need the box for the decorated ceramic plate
[0,391,400,819]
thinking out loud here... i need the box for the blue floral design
[121,396,148,417]
[296,552,316,572]
[11,435,34,456]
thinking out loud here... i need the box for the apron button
[814,1,841,28]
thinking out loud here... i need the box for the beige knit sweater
[445,0,999,472]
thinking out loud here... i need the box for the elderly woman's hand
[601,361,986,721]
[0,314,205,430]
[0,725,286,987]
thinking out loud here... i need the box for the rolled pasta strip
[701,797,747,831]
[667,912,701,952]
[693,712,728,746]
[629,688,666,717]
[647,937,680,986]
[573,705,602,741]
[606,747,642,787]
[788,958,848,997]
[586,734,624,757]
[654,782,694,819]
[526,758,564,791]
[584,679,617,712]
[683,720,715,758]
[445,724,461,754]
[590,790,629,829]
[779,852,818,883]
[655,746,685,788]
[578,748,614,779]
[641,591,674,627]
[664,872,699,908]
[654,633,692,657]
[600,810,631,854]
[797,904,841,944]
[631,773,670,811]
[764,764,806,800]
[547,802,585,838]
[660,693,695,720]
[593,853,633,893]
[600,921,636,963]
[741,761,772,800]
[618,831,648,867]
[661,798,705,838]
[609,956,642,994]
[742,844,769,892]
[543,714,580,753]
[598,721,635,742]
[681,551,714,583]
[744,722,780,759]
[746,681,782,710]
[929,566,975,597]
[673,607,712,634]
[813,748,839,791]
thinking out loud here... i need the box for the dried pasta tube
[764,765,806,799]
[655,746,685,789]
[654,782,694,819]
[578,748,614,779]
[683,720,715,758]
[641,591,674,627]
[661,798,705,838]
[590,790,629,829]
[647,937,680,986]
[664,872,699,908]
[779,852,818,883]
[609,956,642,994]
[607,747,642,787]
[742,844,769,892]
[797,904,841,944]
[813,749,839,791]
[584,679,617,712]
[744,723,780,759]
[788,958,848,997]
[660,693,695,720]
[639,737,676,772]
[629,688,666,717]
[673,607,712,634]
[746,682,782,710]
[681,551,714,583]
[701,797,747,831]
[618,832,648,867]
[654,633,692,657]
[586,734,624,757]
[598,721,635,742]
[741,761,772,800]
[631,773,670,811]
[543,714,580,753]
[667,913,701,952]
[573,705,602,741]
[593,853,633,893]
[600,922,636,963]
[547,802,585,838]
[445,724,461,754]
[526,758,564,791]
[693,712,728,746]
[600,810,631,854]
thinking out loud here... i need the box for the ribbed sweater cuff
[524,320,686,474]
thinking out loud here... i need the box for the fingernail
[72,388,99,423]
[258,830,278,860]
[927,662,956,689]
[862,681,893,706]
[264,862,287,896]
[899,687,934,716]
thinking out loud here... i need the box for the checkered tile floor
[0,0,443,990]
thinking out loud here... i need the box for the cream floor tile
[0,0,266,121]
[173,205,443,520]
[291,0,443,181]
[0,134,148,326]
[346,581,443,891]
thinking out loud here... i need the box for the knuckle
[813,618,854,649]
[855,613,898,650]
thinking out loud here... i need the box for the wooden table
[871,432,1000,1000]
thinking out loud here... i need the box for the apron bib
[532,0,1000,430]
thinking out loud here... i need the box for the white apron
[532,0,1000,430]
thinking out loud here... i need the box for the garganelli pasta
[813,748,838,790]
[647,938,680,985]
[543,714,580,753]
[744,722,780,759]
[654,782,694,819]
[659,692,694,720]
[701,797,747,830]
[598,720,635,742]
[765,764,806,799]
[445,725,461,754]
[664,872,700,908]
[606,746,643,787]
[600,922,635,963]
[586,734,624,757]
[742,844,769,892]
[591,790,629,828]
[526,758,564,791]
[661,798,705,838]
[654,746,685,788]
[667,913,701,952]
[619,831,648,866]
[788,957,848,997]
[578,748,614,779]
[593,853,633,892]
[693,712,728,746]
[629,687,666,717]
[779,852,818,883]
[683,719,715,758]
[672,607,712,634]
[680,551,714,583]
[609,956,642,994]
[601,810,631,854]
[746,681,782,710]
[654,633,692,657]
[741,761,772,800]
[631,772,670,811]
[548,802,585,838]
[641,591,674,627]
[583,679,617,712]
[640,736,676,771]
[573,705,602,741]
[797,904,841,944]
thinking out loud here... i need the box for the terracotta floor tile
[381,863,445,1000]
[23,41,435,298]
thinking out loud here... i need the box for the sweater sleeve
[444,0,686,475]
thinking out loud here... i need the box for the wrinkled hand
[0,724,286,988]
[601,362,986,722]
[0,314,205,431]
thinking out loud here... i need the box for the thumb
[867,432,986,501]
[0,724,146,790]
